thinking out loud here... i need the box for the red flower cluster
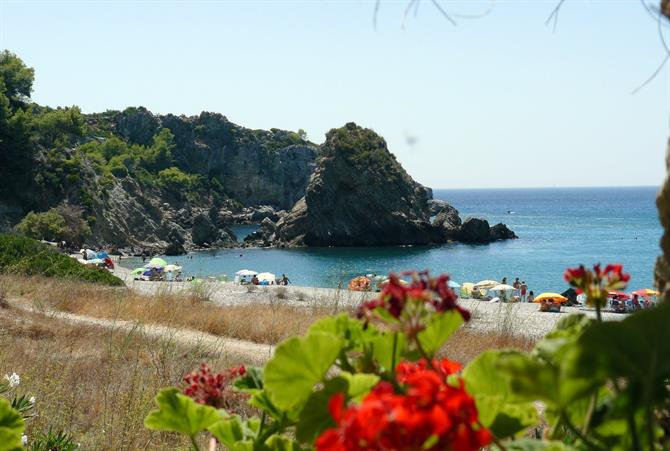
[357,271,470,323]
[564,263,630,308]
[315,358,490,451]
[182,363,246,409]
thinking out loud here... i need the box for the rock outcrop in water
[273,123,517,247]
[274,123,442,246]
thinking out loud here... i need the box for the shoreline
[112,265,625,340]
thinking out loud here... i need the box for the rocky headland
[0,52,515,253]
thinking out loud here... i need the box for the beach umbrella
[489,284,515,292]
[460,282,474,296]
[257,272,276,283]
[146,257,167,269]
[165,264,182,272]
[534,292,568,303]
[448,280,461,288]
[474,280,499,290]
[131,268,144,275]
[235,269,258,276]
[609,290,631,300]
[349,276,371,291]
[379,278,409,289]
[631,288,659,298]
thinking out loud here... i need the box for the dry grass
[0,307,247,450]
[3,276,333,345]
[0,275,539,448]
[3,276,537,364]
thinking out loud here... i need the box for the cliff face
[112,108,318,210]
[274,123,441,246]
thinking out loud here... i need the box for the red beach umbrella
[608,290,630,300]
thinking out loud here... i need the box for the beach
[114,265,624,340]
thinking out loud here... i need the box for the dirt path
[9,298,275,366]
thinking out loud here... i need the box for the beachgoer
[252,275,259,285]
[502,277,507,285]
[142,254,147,263]
[632,294,641,310]
[520,281,528,302]
[280,274,291,285]
[527,290,535,303]
[513,278,520,289]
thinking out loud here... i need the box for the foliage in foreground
[138,265,670,450]
[0,234,122,286]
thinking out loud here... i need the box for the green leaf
[372,332,405,372]
[462,351,538,438]
[505,439,575,451]
[295,377,348,444]
[0,398,24,451]
[208,415,245,448]
[234,366,265,391]
[264,434,302,451]
[144,388,222,437]
[340,372,380,402]
[264,332,343,411]
[417,310,463,357]
[249,390,286,422]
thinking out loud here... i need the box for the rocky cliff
[107,107,318,210]
[274,123,441,246]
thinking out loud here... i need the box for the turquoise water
[121,187,662,293]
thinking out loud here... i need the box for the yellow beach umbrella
[534,292,568,303]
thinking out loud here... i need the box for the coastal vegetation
[0,234,122,286]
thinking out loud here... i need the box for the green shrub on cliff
[15,205,91,246]
[0,234,123,286]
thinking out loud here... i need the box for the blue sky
[1,0,669,189]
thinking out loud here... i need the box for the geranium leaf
[340,372,380,402]
[264,332,343,411]
[417,310,463,358]
[295,377,348,444]
[144,388,222,437]
[0,398,23,451]
[462,351,537,438]
[372,332,405,372]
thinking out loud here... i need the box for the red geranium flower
[182,363,246,410]
[564,263,630,309]
[357,271,470,325]
[315,359,490,451]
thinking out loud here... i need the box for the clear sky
[1,0,669,189]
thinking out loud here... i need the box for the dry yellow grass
[3,276,334,344]
[0,304,248,450]
[3,275,536,364]
[0,275,538,448]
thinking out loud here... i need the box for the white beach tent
[235,269,258,284]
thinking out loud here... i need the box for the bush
[15,206,91,247]
[0,234,123,286]
[15,210,66,242]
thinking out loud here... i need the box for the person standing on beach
[527,290,535,303]
[513,277,521,300]
[502,277,507,285]
[520,281,528,302]
[280,274,291,286]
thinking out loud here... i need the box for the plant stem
[189,435,201,451]
[561,413,603,451]
[391,332,398,375]
[582,391,598,435]
[258,411,267,439]
[595,302,602,322]
[414,338,436,370]
[613,379,642,451]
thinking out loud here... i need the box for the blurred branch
[631,0,670,94]
[545,0,566,32]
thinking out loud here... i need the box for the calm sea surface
[121,187,662,292]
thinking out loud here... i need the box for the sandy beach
[113,265,624,340]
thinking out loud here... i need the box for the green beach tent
[130,268,144,275]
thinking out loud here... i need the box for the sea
[120,187,662,293]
